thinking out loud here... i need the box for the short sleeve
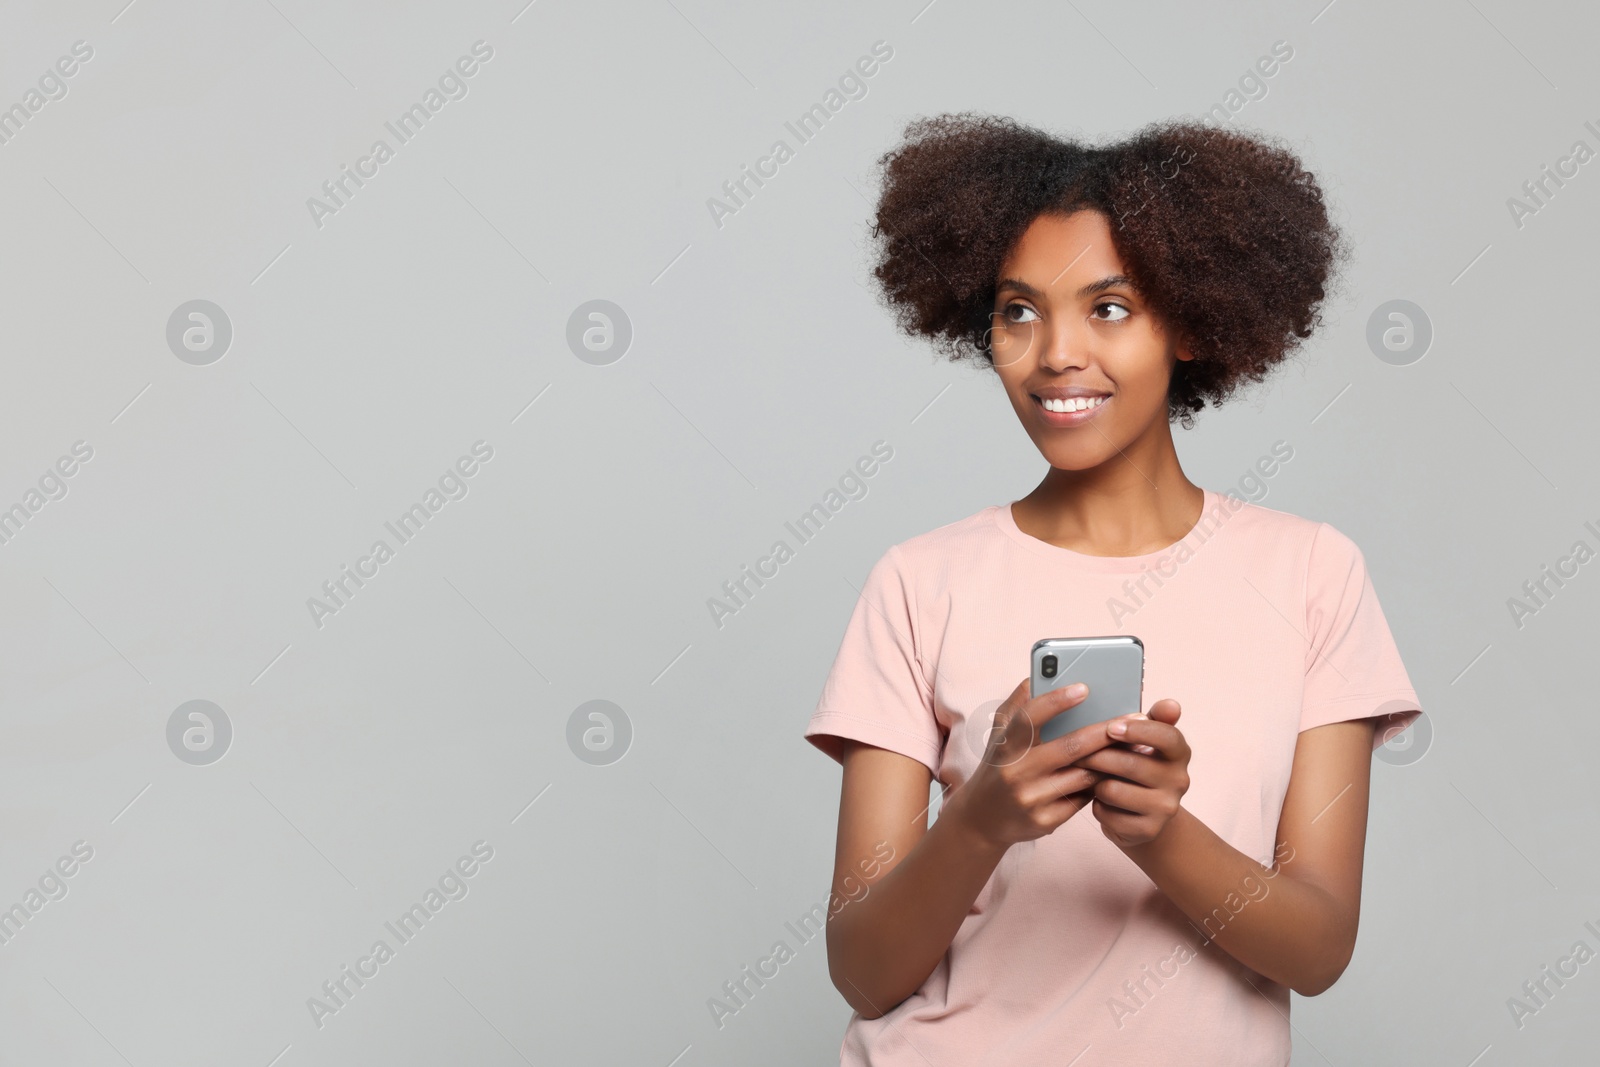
[1300,523,1423,753]
[804,544,943,774]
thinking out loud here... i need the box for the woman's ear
[1174,338,1195,363]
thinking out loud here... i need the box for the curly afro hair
[867,112,1346,427]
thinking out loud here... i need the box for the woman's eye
[1003,303,1039,324]
[1094,302,1130,322]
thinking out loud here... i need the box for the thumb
[983,677,1037,767]
[1008,675,1033,707]
[981,677,1030,752]
[1146,698,1181,725]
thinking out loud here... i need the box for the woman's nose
[1040,319,1090,371]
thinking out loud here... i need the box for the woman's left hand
[1068,698,1191,849]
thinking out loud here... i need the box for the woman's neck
[1011,461,1205,557]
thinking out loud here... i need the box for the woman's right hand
[943,676,1121,850]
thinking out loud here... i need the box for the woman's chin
[1034,445,1112,471]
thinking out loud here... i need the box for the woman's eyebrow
[996,274,1136,299]
[1078,273,1136,297]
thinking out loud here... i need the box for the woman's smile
[1031,387,1111,427]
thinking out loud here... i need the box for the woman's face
[988,209,1192,470]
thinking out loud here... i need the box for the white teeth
[1041,395,1107,414]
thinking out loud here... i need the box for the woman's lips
[1032,393,1109,427]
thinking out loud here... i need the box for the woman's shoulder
[879,502,1010,568]
[1212,491,1367,566]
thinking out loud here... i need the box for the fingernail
[1066,683,1086,697]
[1108,720,1127,736]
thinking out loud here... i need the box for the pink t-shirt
[804,488,1422,1067]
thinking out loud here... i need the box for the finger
[1027,764,1101,805]
[993,676,1034,735]
[1063,746,1135,775]
[1091,800,1146,841]
[1144,698,1181,725]
[998,676,1032,719]
[1092,776,1163,815]
[1028,728,1115,778]
[1004,675,1030,710]
[986,678,1038,763]
[1029,713,1123,775]
[1075,729,1164,771]
[1034,790,1097,830]
[1023,680,1091,732]
[1067,747,1163,788]
[1106,715,1186,760]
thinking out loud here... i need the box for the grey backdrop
[0,0,1593,1063]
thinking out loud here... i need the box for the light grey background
[0,0,1593,1063]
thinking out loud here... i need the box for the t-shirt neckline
[990,488,1220,573]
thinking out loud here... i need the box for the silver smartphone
[1031,636,1145,744]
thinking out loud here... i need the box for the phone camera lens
[1041,655,1057,678]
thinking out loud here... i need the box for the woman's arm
[1079,712,1378,995]
[824,678,1115,1017]
[824,740,1007,1017]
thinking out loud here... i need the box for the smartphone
[1031,636,1145,744]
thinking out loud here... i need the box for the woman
[803,113,1423,1065]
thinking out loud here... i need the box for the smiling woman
[802,113,1422,1067]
